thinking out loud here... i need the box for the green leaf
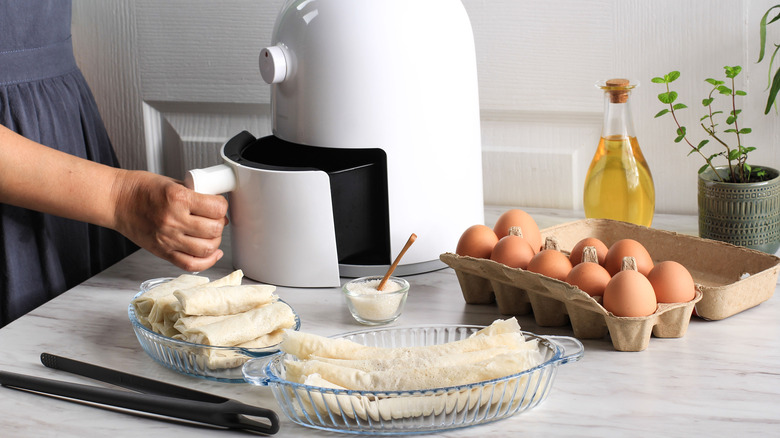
[735,90,747,96]
[673,103,687,110]
[769,47,780,109]
[726,115,736,124]
[697,139,709,150]
[757,7,780,62]
[700,114,709,122]
[654,109,669,118]
[739,128,752,134]
[728,149,741,160]
[743,146,756,153]
[705,78,722,86]
[666,71,680,82]
[717,85,732,95]
[658,91,677,104]
[711,110,723,116]
[698,164,710,174]
[651,77,666,84]
[724,128,737,133]
[731,109,742,116]
[765,67,780,114]
[702,97,714,106]
[725,65,742,78]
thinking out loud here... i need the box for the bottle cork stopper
[543,236,560,251]
[620,256,638,272]
[582,246,599,264]
[606,78,630,104]
[507,226,524,238]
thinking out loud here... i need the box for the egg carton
[440,218,780,352]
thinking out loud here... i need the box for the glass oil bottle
[583,79,655,226]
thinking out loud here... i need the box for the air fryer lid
[225,132,391,266]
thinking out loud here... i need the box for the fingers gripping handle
[185,164,236,195]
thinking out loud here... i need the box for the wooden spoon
[377,233,417,291]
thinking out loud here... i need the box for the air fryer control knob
[259,45,288,84]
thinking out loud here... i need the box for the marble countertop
[0,207,777,437]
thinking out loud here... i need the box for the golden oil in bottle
[583,79,655,226]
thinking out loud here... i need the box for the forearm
[1,123,229,272]
[0,124,120,228]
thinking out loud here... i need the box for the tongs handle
[39,352,224,402]
[0,371,279,434]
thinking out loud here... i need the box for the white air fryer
[187,0,484,287]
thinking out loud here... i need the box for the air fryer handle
[185,164,237,195]
[185,131,257,194]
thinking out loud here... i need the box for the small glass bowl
[342,276,410,325]
[128,277,300,382]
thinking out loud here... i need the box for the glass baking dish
[128,277,301,383]
[242,324,583,434]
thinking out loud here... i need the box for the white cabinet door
[72,0,285,180]
[72,0,780,214]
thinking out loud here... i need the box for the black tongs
[0,353,279,434]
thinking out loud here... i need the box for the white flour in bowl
[345,278,406,322]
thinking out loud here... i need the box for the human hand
[111,170,229,272]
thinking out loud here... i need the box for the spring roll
[178,301,295,346]
[132,274,209,327]
[174,284,277,316]
[284,350,541,392]
[281,330,527,361]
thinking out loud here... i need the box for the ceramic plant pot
[698,165,780,254]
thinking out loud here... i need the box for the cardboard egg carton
[440,218,780,352]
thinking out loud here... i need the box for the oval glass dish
[242,325,583,435]
[128,277,301,383]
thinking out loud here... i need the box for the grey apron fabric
[0,0,137,326]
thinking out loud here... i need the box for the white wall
[72,0,780,215]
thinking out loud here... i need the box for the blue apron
[0,0,136,326]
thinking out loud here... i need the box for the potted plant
[652,66,780,254]
[758,4,780,114]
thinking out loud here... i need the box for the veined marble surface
[0,207,776,437]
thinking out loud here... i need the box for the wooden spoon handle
[377,233,417,291]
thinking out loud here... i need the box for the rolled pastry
[173,284,277,316]
[198,329,287,370]
[162,270,246,329]
[178,301,296,346]
[304,346,522,372]
[282,330,527,361]
[284,350,541,391]
[132,274,209,327]
[173,314,233,333]
[205,269,244,288]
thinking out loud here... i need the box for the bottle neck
[602,92,636,139]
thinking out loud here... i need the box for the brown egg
[604,239,654,276]
[603,270,658,317]
[493,209,542,253]
[569,237,608,266]
[456,224,498,259]
[527,249,572,281]
[566,261,611,297]
[490,232,535,269]
[647,261,696,303]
